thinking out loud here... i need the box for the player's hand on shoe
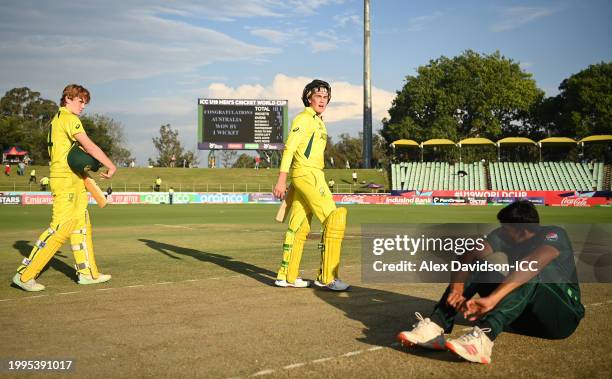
[463,296,497,321]
[447,290,466,311]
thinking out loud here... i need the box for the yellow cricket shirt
[280,107,327,177]
[48,107,87,175]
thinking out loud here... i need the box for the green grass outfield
[0,166,388,192]
[1,204,611,377]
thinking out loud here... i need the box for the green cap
[67,144,101,175]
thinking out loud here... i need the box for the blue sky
[0,0,610,164]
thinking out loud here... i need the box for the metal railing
[0,182,382,193]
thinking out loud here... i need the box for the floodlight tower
[363,0,372,168]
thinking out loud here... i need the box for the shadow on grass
[314,285,471,362]
[13,240,75,282]
[138,239,277,286]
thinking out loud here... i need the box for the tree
[382,50,544,150]
[542,62,612,137]
[0,87,56,161]
[83,115,133,165]
[220,150,238,168]
[233,153,255,168]
[149,124,199,167]
[0,87,134,164]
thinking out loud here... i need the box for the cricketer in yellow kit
[12,84,117,292]
[273,79,349,291]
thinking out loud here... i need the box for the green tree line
[381,50,611,162]
[0,87,133,165]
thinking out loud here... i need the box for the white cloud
[492,6,556,32]
[207,74,395,125]
[0,1,279,93]
[406,12,443,32]
[333,13,361,27]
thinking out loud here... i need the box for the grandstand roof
[497,137,537,145]
[539,137,577,144]
[391,139,420,147]
[422,139,456,146]
[579,135,612,143]
[458,137,495,146]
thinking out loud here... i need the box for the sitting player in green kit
[397,200,585,364]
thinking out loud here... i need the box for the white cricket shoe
[274,278,310,288]
[314,278,350,291]
[12,273,45,292]
[78,273,112,285]
[445,326,494,364]
[396,312,446,350]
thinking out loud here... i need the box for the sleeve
[485,227,505,252]
[279,115,308,173]
[67,116,86,142]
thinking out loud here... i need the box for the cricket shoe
[274,278,310,288]
[12,273,45,292]
[78,273,112,285]
[396,312,445,350]
[445,326,493,364]
[314,278,350,291]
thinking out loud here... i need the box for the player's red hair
[60,84,90,106]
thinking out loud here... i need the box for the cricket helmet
[67,144,101,175]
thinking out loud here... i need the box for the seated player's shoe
[445,326,493,364]
[274,278,310,288]
[396,312,446,350]
[12,273,45,292]
[314,278,350,291]
[78,273,112,285]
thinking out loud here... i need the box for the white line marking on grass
[252,369,275,376]
[367,346,383,351]
[96,288,115,291]
[154,282,172,285]
[342,350,362,357]
[0,298,15,302]
[58,291,80,295]
[155,224,196,230]
[283,362,306,370]
[125,284,145,288]
[312,357,333,364]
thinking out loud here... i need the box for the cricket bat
[275,186,294,223]
[84,176,107,208]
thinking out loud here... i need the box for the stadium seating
[391,161,606,191]
[392,161,486,191]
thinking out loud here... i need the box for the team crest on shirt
[545,232,558,241]
[319,187,325,197]
[292,127,299,132]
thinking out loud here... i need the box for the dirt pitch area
[1,205,611,378]
[2,262,612,378]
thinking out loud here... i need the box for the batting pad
[318,207,347,284]
[19,219,77,282]
[71,210,100,278]
[277,215,312,283]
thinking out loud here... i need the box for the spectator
[345,160,350,169]
[328,179,335,193]
[29,169,36,183]
[168,187,174,205]
[330,156,335,168]
[4,164,10,176]
[255,155,261,170]
[352,170,358,184]
[154,176,162,192]
[18,161,25,176]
